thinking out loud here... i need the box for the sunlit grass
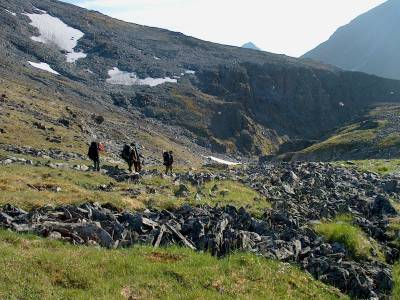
[314,215,384,261]
[0,230,346,300]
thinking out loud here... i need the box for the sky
[62,0,387,57]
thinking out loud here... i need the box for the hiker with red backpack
[88,141,104,171]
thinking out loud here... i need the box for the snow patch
[205,156,241,166]
[5,9,16,16]
[23,12,87,63]
[28,61,60,75]
[32,7,47,14]
[106,68,177,87]
[66,52,87,63]
[185,70,196,75]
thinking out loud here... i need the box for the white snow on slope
[5,9,16,16]
[32,7,47,14]
[185,70,196,74]
[23,12,87,63]
[205,156,241,166]
[66,52,87,63]
[106,68,177,87]
[28,61,60,75]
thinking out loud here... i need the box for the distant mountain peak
[242,42,261,51]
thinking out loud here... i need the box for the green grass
[336,159,400,175]
[314,215,383,261]
[300,105,400,159]
[0,164,139,210]
[303,123,379,155]
[0,230,346,300]
[0,163,270,217]
[200,180,270,217]
[137,175,271,217]
[394,264,400,299]
[0,79,204,166]
[378,133,400,148]
[387,216,400,249]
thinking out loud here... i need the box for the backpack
[163,152,171,166]
[88,142,99,160]
[121,144,132,162]
[98,143,105,152]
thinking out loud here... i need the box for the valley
[0,0,399,299]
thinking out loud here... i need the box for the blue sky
[61,0,386,57]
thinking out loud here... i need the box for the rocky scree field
[1,140,400,299]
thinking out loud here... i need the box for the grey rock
[0,212,13,225]
[48,231,63,240]
[371,195,397,216]
[74,224,114,248]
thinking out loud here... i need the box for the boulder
[371,195,397,216]
[74,224,114,248]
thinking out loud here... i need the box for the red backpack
[98,143,105,152]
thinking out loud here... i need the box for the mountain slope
[303,0,400,80]
[292,104,400,161]
[1,0,400,160]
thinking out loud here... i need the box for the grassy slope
[299,120,382,160]
[0,230,346,300]
[297,105,400,161]
[314,215,384,261]
[336,159,400,175]
[0,79,203,165]
[0,163,271,215]
[395,263,400,299]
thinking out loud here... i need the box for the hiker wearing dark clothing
[121,143,144,173]
[88,141,101,171]
[163,150,174,175]
[131,143,143,173]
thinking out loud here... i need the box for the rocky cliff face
[198,63,400,139]
[1,0,400,158]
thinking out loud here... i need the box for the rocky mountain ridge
[1,0,400,159]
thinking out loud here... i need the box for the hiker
[132,143,144,173]
[121,143,144,173]
[88,141,101,171]
[163,150,174,175]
